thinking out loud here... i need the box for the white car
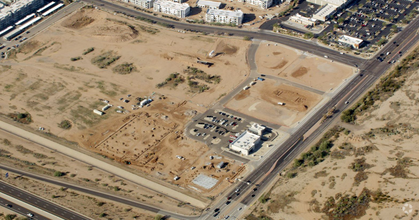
[27,213,34,217]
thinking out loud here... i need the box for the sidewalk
[0,120,207,209]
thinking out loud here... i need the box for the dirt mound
[18,40,41,54]
[291,67,309,78]
[272,52,282,55]
[215,40,238,55]
[270,60,288,69]
[62,10,95,29]
[235,90,250,101]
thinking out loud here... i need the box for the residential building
[229,131,261,156]
[247,0,272,9]
[0,0,44,30]
[153,0,190,18]
[288,13,316,26]
[338,35,363,49]
[205,9,243,26]
[131,0,155,9]
[196,0,221,9]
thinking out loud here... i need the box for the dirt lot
[0,7,250,201]
[0,128,196,216]
[225,79,323,127]
[246,69,419,219]
[256,43,355,92]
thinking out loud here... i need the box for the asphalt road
[0,165,195,220]
[205,16,419,220]
[83,0,364,67]
[0,180,87,220]
[0,195,48,220]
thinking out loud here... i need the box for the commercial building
[248,123,265,136]
[246,0,272,9]
[131,0,155,9]
[153,0,190,18]
[0,0,45,30]
[288,13,316,26]
[229,131,261,156]
[338,35,363,49]
[196,0,221,9]
[309,0,353,21]
[205,9,243,26]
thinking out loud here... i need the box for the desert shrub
[58,119,72,129]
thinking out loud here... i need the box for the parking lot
[190,110,249,147]
[323,0,419,50]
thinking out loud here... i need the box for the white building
[338,35,363,49]
[312,4,337,21]
[310,0,353,21]
[153,0,190,18]
[196,0,221,9]
[205,9,243,26]
[248,123,266,136]
[246,0,272,9]
[131,0,155,9]
[288,13,316,26]
[229,131,261,156]
[0,0,45,30]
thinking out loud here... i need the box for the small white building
[229,131,261,156]
[93,109,104,116]
[131,0,155,9]
[246,0,272,9]
[205,9,243,26]
[288,13,316,26]
[196,0,221,9]
[338,35,363,49]
[248,123,265,136]
[153,0,190,18]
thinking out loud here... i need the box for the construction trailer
[93,109,104,115]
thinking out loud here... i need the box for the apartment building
[153,0,190,18]
[0,0,45,30]
[247,0,272,9]
[205,9,243,26]
[131,0,155,9]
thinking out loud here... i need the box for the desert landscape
[226,79,323,127]
[245,48,419,220]
[0,6,254,206]
[255,43,355,92]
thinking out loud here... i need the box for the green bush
[83,47,95,55]
[58,119,72,129]
[54,171,65,177]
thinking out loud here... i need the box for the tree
[155,215,164,220]
[304,32,314,39]
[337,17,345,24]
[243,36,252,41]
[54,171,65,177]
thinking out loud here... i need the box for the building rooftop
[154,0,190,10]
[338,35,363,44]
[206,9,243,17]
[323,0,348,7]
[0,0,40,19]
[197,0,221,7]
[230,131,260,151]
[314,4,337,18]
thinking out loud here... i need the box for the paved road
[0,165,198,220]
[0,180,86,220]
[0,2,84,55]
[83,0,364,67]
[0,120,207,209]
[204,16,419,220]
[0,196,49,220]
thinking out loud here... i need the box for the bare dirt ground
[256,43,355,92]
[0,129,196,216]
[0,7,250,203]
[245,69,419,220]
[0,208,21,220]
[225,79,322,127]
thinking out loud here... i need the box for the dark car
[6,204,12,208]
[214,208,220,212]
[226,201,231,205]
